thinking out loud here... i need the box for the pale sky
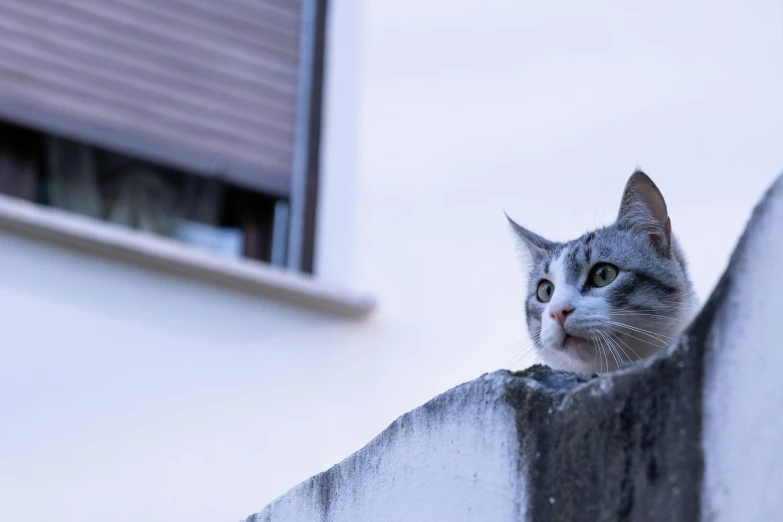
[360,0,783,305]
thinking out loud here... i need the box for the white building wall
[1,1,782,521]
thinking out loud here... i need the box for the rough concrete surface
[244,172,783,522]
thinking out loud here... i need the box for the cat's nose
[549,305,575,327]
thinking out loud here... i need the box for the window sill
[0,194,375,319]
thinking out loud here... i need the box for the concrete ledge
[249,370,591,522]
[245,171,783,521]
[249,358,700,521]
[0,194,375,319]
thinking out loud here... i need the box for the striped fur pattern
[508,171,699,373]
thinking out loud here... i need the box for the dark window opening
[0,120,286,265]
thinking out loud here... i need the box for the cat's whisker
[509,345,538,368]
[598,341,605,372]
[607,332,629,367]
[602,325,669,349]
[600,329,630,366]
[601,332,611,372]
[611,306,696,317]
[593,331,607,371]
[610,311,689,323]
[599,330,622,369]
[614,336,636,365]
[606,330,643,363]
[589,329,606,372]
[613,304,693,312]
[590,330,601,372]
[502,335,540,354]
[502,341,531,361]
[604,321,670,345]
[602,320,672,344]
[610,311,684,319]
[594,331,611,373]
[603,340,612,372]
[506,336,541,369]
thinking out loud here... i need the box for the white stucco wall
[701,176,783,520]
[252,373,527,522]
[1,1,783,521]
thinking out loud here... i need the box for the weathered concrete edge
[507,309,713,520]
[245,369,592,521]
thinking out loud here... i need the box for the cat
[507,170,699,373]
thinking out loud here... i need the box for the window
[0,0,327,272]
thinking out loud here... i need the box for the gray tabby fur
[507,171,699,373]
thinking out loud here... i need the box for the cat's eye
[589,263,618,287]
[536,280,554,302]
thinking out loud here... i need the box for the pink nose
[549,305,575,327]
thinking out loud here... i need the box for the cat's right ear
[504,211,555,263]
[616,170,672,256]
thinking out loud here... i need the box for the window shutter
[0,0,309,196]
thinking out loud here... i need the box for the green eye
[536,280,554,302]
[590,263,618,287]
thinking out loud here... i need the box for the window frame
[0,0,331,274]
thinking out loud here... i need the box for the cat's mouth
[562,334,587,348]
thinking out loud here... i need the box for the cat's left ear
[504,212,556,263]
[616,170,672,256]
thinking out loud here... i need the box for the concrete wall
[1,1,782,521]
[248,172,783,521]
[250,373,536,522]
[701,174,783,520]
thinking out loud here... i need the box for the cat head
[507,171,698,373]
